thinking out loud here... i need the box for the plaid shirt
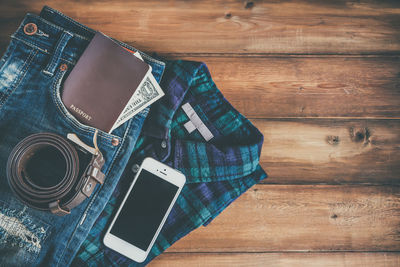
[72,60,267,266]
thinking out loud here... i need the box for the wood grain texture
[167,185,400,252]
[183,56,400,118]
[0,1,399,266]
[151,252,400,267]
[253,119,400,184]
[0,1,400,55]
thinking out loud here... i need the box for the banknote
[109,72,164,133]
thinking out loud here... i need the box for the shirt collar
[140,60,264,183]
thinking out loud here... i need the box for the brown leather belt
[6,132,105,216]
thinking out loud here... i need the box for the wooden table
[1,1,399,266]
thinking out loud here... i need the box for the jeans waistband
[11,6,164,68]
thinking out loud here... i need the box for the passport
[61,32,151,133]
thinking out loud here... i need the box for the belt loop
[42,31,73,76]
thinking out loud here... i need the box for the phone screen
[110,169,179,251]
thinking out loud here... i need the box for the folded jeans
[0,6,165,266]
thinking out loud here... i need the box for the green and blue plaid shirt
[72,60,267,266]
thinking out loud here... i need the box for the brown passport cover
[62,32,150,133]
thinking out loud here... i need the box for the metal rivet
[85,183,92,192]
[111,138,119,146]
[132,164,140,173]
[161,140,167,149]
[59,63,68,71]
[24,23,37,35]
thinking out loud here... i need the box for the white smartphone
[103,157,186,262]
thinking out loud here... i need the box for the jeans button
[59,63,68,71]
[111,138,119,146]
[24,23,37,35]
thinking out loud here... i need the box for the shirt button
[24,23,37,35]
[131,164,140,173]
[111,138,119,146]
[161,140,167,149]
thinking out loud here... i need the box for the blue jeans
[0,6,165,266]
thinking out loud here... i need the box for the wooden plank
[2,38,400,117]
[253,119,400,184]
[0,52,397,118]
[0,1,400,55]
[188,56,400,118]
[167,185,400,252]
[151,252,400,267]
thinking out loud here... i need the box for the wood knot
[244,1,254,9]
[327,136,340,146]
[225,12,232,19]
[331,214,338,219]
[349,127,371,145]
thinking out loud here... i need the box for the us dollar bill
[109,72,164,133]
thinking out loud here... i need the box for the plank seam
[162,251,400,254]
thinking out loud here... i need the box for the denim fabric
[0,6,164,266]
[73,61,267,266]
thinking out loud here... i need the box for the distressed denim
[0,6,164,266]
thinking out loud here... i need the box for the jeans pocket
[49,65,122,143]
[0,199,52,266]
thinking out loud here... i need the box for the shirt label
[184,121,196,133]
[182,103,214,141]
